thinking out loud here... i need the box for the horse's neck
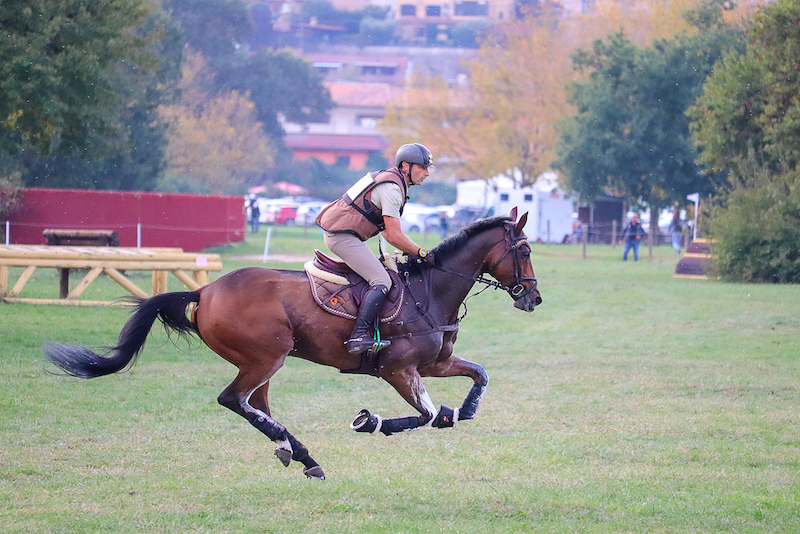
[430,230,499,314]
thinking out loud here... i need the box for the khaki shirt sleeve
[370,183,404,219]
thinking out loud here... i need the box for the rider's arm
[381,216,425,257]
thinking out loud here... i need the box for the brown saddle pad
[305,250,404,322]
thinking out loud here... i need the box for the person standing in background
[668,210,683,254]
[248,196,261,234]
[621,213,647,261]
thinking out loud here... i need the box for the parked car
[400,203,441,233]
[450,206,490,231]
[276,205,298,225]
[295,201,327,226]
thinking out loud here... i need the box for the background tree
[0,0,164,158]
[159,0,332,191]
[554,2,744,243]
[382,0,710,188]
[163,0,253,60]
[1,5,183,190]
[689,0,800,175]
[0,172,24,220]
[212,49,334,147]
[688,0,800,282]
[160,54,274,194]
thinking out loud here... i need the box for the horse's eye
[521,248,530,260]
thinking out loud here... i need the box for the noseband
[484,222,538,300]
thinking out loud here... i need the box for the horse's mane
[431,215,511,259]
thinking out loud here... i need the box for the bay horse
[43,209,542,480]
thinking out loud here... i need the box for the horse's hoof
[431,405,458,428]
[275,447,292,467]
[303,465,326,480]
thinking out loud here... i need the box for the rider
[315,143,435,355]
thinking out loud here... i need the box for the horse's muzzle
[514,291,542,312]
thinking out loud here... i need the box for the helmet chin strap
[400,163,417,186]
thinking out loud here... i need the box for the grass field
[2,227,799,533]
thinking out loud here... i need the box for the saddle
[304,250,405,324]
[305,251,407,377]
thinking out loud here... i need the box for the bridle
[391,219,538,336]
[433,221,538,301]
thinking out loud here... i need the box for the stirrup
[345,337,391,355]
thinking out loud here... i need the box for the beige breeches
[323,231,392,288]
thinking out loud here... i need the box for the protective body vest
[316,169,408,241]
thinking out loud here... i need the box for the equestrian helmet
[395,143,434,168]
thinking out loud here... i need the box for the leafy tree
[163,0,253,60]
[160,54,274,194]
[0,0,161,157]
[708,167,800,283]
[687,50,767,175]
[382,0,710,187]
[450,22,489,49]
[689,0,800,174]
[384,21,577,188]
[212,49,334,145]
[7,8,183,190]
[688,0,800,282]
[0,172,24,220]
[248,2,277,49]
[555,3,743,229]
[359,17,397,47]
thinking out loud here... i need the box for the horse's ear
[514,211,529,234]
[509,207,518,221]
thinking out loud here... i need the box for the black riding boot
[345,284,391,355]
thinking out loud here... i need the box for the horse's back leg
[217,365,325,480]
[197,280,324,479]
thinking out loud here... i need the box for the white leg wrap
[372,414,383,435]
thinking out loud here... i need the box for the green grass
[2,228,799,533]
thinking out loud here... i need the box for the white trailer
[456,174,575,243]
[495,189,574,243]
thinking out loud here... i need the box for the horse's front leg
[419,355,489,424]
[351,366,438,436]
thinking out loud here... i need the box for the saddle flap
[305,265,405,323]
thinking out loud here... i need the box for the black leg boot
[345,284,391,355]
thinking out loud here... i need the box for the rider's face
[407,163,429,186]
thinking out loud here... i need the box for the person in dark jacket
[621,213,647,261]
[315,143,434,355]
[248,196,261,234]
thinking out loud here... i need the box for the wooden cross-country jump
[0,245,222,306]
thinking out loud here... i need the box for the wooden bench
[0,245,222,306]
[43,229,119,247]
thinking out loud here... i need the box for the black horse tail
[42,291,201,379]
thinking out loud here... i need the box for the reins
[387,220,537,340]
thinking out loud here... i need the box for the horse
[43,208,542,480]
